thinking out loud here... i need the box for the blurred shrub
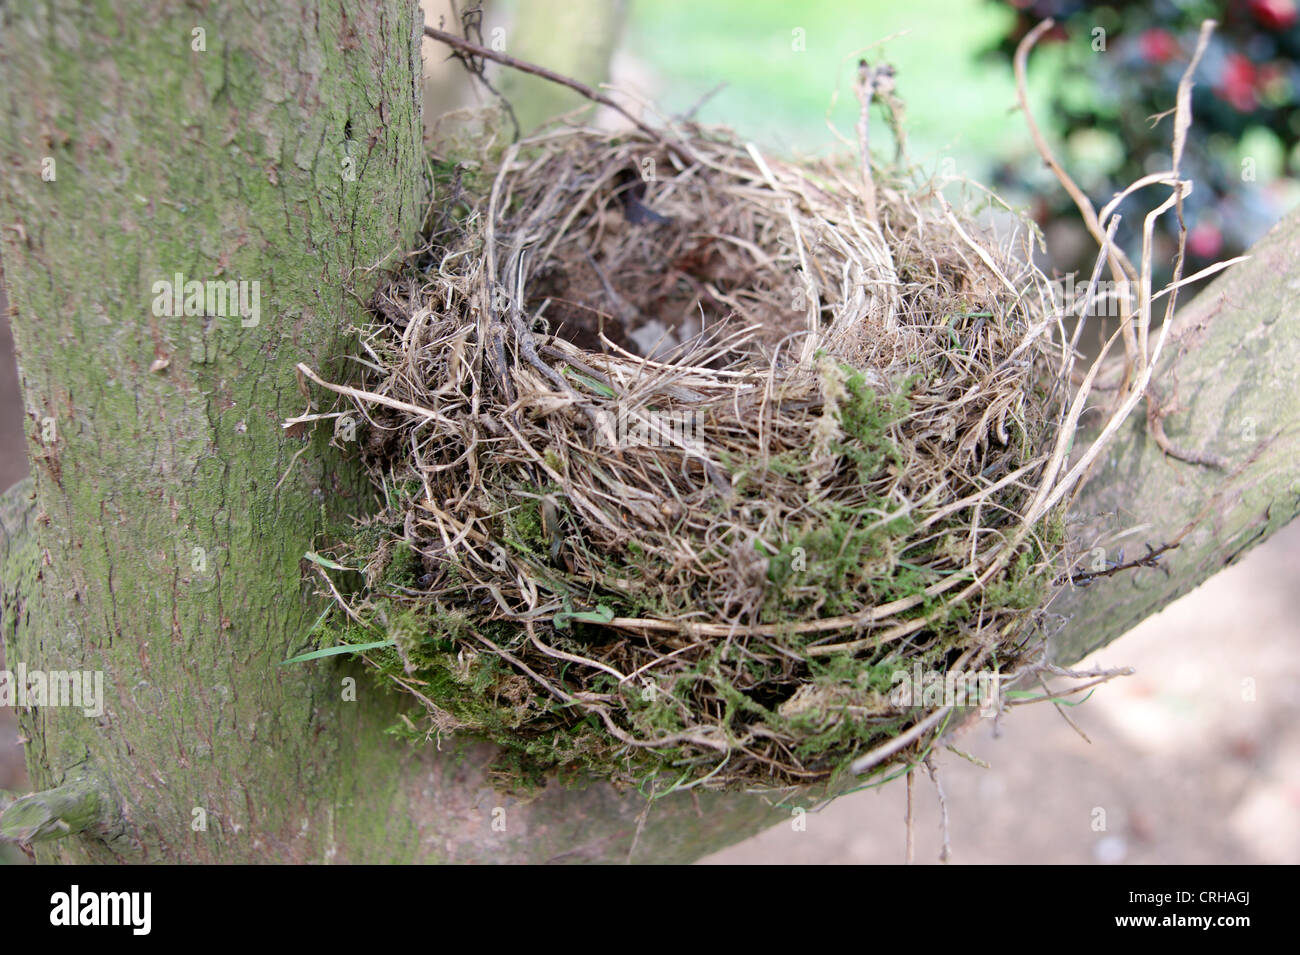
[986,0,1300,271]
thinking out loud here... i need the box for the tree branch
[1051,210,1300,663]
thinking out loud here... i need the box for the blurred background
[3,0,1298,863]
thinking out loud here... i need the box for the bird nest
[294,82,1199,793]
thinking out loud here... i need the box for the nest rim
[303,119,1097,794]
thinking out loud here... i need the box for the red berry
[1249,0,1299,31]
[1138,29,1179,63]
[1188,223,1223,259]
[1216,54,1259,112]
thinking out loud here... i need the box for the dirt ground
[1,296,1296,863]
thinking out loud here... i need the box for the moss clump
[380,541,423,589]
[834,365,909,481]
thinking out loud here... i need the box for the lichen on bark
[0,0,425,862]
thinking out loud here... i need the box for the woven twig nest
[306,119,1091,794]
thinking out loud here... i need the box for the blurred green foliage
[624,0,1046,176]
[986,0,1300,267]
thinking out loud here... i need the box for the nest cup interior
[329,124,1072,793]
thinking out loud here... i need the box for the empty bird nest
[291,58,1206,795]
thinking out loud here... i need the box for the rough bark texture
[1051,211,1300,662]
[0,0,429,862]
[1,0,1297,865]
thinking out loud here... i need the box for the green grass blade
[280,638,396,665]
[303,550,351,571]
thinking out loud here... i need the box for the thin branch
[925,755,951,863]
[1063,540,1179,586]
[853,60,895,220]
[423,24,692,162]
[1014,19,1140,384]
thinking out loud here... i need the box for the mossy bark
[1051,211,1300,660]
[0,774,112,844]
[0,0,431,862]
[1,0,1296,864]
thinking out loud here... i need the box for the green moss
[504,496,548,554]
[321,403,1069,795]
[762,499,916,620]
[381,541,422,588]
[834,365,909,481]
[984,547,1051,611]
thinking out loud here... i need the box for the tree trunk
[1,0,1296,864]
[0,0,429,862]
